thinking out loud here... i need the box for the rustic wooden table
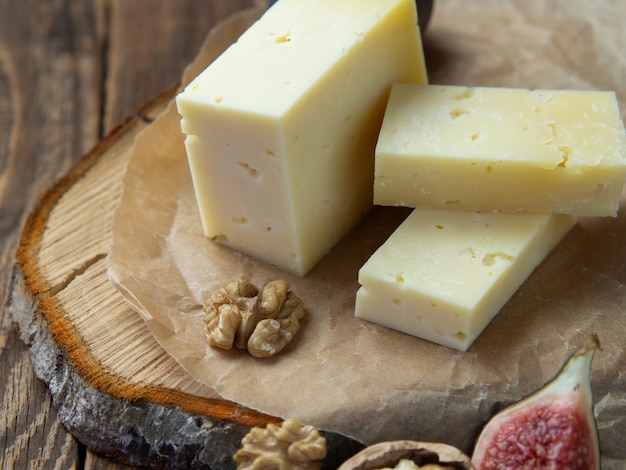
[0,1,254,468]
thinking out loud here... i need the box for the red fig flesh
[472,337,600,470]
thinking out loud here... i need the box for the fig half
[472,336,601,469]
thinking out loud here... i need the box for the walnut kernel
[234,419,327,470]
[203,277,305,358]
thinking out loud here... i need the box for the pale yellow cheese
[354,208,576,351]
[176,0,428,276]
[374,84,626,216]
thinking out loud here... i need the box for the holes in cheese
[450,108,469,119]
[237,162,260,179]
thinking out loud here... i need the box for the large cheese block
[175,0,427,276]
[374,84,626,216]
[354,209,577,351]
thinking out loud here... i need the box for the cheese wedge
[374,84,626,216]
[354,208,577,351]
[176,0,428,276]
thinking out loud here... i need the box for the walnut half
[337,441,474,470]
[203,277,305,358]
[233,419,327,470]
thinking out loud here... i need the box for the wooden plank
[103,0,255,135]
[0,312,80,469]
[0,0,103,468]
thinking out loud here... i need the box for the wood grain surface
[0,1,254,468]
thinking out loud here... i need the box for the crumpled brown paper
[108,0,626,458]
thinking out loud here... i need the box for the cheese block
[354,209,577,351]
[374,84,626,216]
[175,0,428,276]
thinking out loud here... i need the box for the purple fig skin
[472,336,601,470]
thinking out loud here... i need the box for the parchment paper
[108,0,626,457]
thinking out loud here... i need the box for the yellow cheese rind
[374,84,626,217]
[354,209,577,351]
[176,0,428,276]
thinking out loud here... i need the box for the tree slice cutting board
[9,8,363,469]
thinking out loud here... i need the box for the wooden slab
[11,85,363,468]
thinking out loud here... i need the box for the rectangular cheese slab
[374,84,626,216]
[176,0,428,276]
[354,208,577,351]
